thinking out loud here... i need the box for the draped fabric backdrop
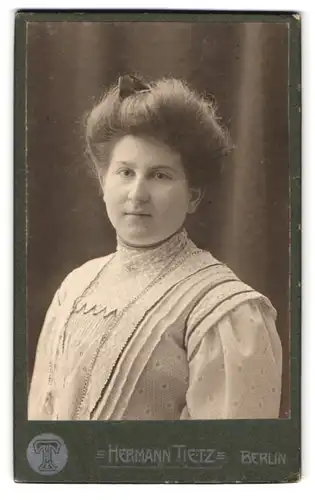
[26,21,290,417]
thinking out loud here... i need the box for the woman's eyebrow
[114,161,136,167]
[149,165,176,171]
[114,161,178,172]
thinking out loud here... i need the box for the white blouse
[181,300,282,419]
[28,230,282,420]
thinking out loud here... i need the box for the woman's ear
[187,187,204,214]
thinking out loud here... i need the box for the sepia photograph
[24,18,291,423]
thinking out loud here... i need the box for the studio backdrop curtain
[26,21,289,417]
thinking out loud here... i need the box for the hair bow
[118,75,151,100]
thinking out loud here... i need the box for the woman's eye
[154,172,170,180]
[118,168,133,177]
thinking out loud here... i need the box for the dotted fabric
[28,230,282,420]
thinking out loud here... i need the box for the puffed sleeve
[180,299,282,419]
[28,286,64,420]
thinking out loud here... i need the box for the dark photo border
[14,10,301,484]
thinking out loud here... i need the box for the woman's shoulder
[58,253,114,300]
[68,253,114,278]
[186,248,277,324]
[187,246,238,282]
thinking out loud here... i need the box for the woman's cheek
[104,174,118,190]
[160,184,189,209]
[104,177,124,203]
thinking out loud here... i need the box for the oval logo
[26,433,68,475]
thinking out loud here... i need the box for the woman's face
[102,135,201,247]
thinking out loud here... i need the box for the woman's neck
[115,227,189,273]
[117,226,185,251]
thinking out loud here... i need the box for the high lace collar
[115,228,189,273]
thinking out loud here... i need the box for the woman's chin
[117,228,170,248]
[120,235,161,248]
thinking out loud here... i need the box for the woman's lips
[125,212,151,217]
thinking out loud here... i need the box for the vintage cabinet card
[14,10,301,483]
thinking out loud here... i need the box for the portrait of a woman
[28,75,282,421]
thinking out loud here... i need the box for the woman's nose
[128,177,150,203]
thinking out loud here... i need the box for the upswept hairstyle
[85,75,232,188]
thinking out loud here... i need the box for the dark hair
[85,76,232,189]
